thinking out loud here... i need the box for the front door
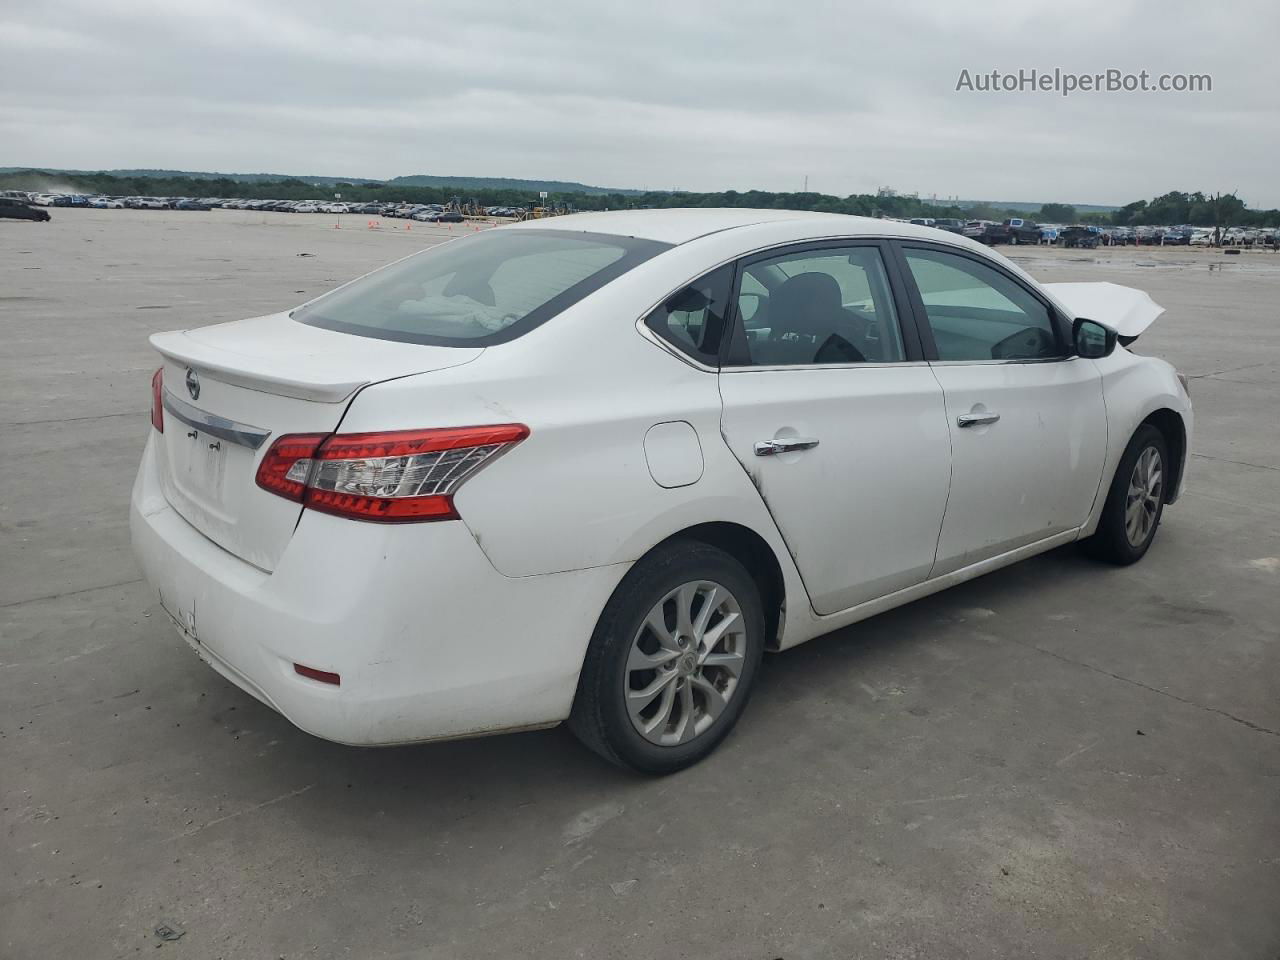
[896,243,1108,574]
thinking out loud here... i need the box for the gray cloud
[3,0,1277,205]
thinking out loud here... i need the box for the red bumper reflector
[150,367,164,433]
[294,663,341,686]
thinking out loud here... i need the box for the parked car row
[905,214,1278,249]
[9,190,1277,244]
[3,190,525,220]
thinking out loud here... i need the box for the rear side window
[294,229,670,346]
[730,245,905,366]
[643,265,734,366]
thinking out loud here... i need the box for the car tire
[1086,424,1170,565]
[1009,234,1018,245]
[568,539,766,774]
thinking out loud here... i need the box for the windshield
[293,229,671,346]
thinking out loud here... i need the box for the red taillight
[255,424,529,523]
[294,663,341,685]
[254,433,327,502]
[150,367,164,433]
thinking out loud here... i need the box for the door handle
[957,412,1001,428]
[754,437,820,456]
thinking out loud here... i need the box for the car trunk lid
[150,312,482,570]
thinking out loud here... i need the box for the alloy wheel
[1124,445,1163,546]
[625,580,747,746]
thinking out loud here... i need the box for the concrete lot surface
[2,210,1278,959]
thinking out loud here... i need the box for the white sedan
[130,210,1192,773]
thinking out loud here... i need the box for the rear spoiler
[151,329,368,403]
[1041,282,1164,340]
[147,312,484,404]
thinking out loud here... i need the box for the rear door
[717,240,952,615]
[893,242,1107,574]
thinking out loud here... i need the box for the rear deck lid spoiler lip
[149,317,485,403]
[1040,281,1165,339]
[151,330,370,403]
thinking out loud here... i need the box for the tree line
[2,169,1275,227]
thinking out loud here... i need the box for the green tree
[1037,203,1077,223]
[1111,200,1147,226]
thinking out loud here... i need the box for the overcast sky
[3,0,1277,207]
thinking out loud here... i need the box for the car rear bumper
[129,433,626,746]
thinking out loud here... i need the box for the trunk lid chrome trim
[162,390,272,450]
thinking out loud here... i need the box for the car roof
[500,207,963,246]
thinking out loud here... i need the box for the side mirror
[1073,317,1116,359]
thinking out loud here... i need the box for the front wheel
[569,540,765,774]
[1086,424,1169,564]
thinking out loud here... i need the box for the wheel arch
[649,521,788,651]
[1141,407,1188,504]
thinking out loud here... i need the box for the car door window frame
[722,238,925,368]
[888,239,1074,364]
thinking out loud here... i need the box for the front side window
[902,248,1061,361]
[294,229,670,346]
[731,245,905,366]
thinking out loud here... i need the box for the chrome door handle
[957,412,1001,428]
[754,437,820,456]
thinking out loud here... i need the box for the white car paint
[130,209,1192,747]
[152,312,481,403]
[718,363,951,613]
[927,360,1108,573]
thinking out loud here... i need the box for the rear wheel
[569,540,765,774]
[1087,424,1169,564]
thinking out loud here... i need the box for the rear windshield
[293,229,671,346]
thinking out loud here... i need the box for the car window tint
[903,248,1060,361]
[643,265,733,366]
[733,246,905,366]
[487,244,623,318]
[293,230,670,346]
